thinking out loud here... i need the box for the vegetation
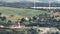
[0,6,47,17]
[0,6,48,21]
[0,6,60,34]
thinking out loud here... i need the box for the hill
[0,2,60,8]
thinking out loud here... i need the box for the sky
[0,0,60,2]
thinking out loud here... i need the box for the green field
[0,6,47,17]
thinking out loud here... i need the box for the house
[9,23,21,29]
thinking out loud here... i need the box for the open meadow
[0,7,47,17]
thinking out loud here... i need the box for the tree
[1,16,6,21]
[0,12,2,16]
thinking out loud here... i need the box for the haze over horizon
[0,0,60,3]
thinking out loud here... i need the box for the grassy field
[0,7,47,17]
[0,6,48,21]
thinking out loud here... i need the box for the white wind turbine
[33,0,36,10]
[48,1,55,12]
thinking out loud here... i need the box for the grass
[0,6,47,17]
[0,6,48,21]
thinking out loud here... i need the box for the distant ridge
[0,1,60,8]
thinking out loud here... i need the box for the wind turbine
[33,0,36,10]
[48,1,55,12]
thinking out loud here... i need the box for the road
[31,7,60,9]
